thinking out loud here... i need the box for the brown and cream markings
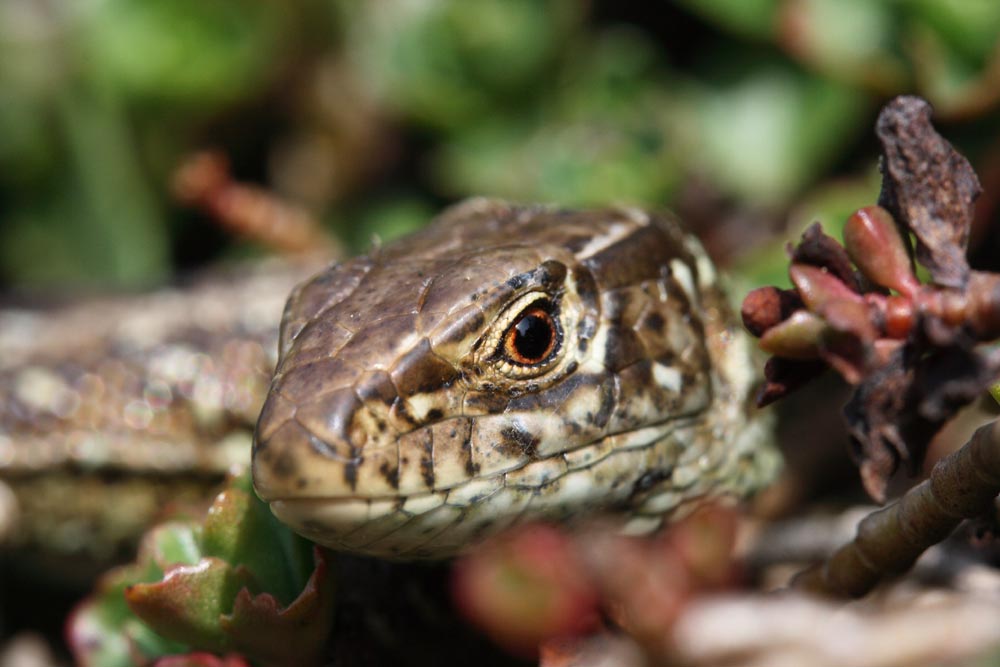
[253,199,778,559]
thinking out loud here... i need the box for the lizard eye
[475,291,567,381]
[504,306,558,365]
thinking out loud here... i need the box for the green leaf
[69,564,187,667]
[201,478,313,605]
[336,0,585,131]
[432,28,681,206]
[126,558,257,653]
[682,64,868,207]
[675,0,781,40]
[82,0,286,106]
[68,472,335,667]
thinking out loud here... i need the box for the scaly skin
[253,199,779,559]
[0,260,315,568]
[0,201,778,567]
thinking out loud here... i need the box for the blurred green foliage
[1,0,999,288]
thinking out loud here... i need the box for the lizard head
[252,199,775,559]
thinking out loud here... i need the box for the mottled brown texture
[0,260,317,566]
[253,199,778,559]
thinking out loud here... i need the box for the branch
[793,419,1000,597]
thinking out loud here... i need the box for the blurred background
[2,0,999,293]
[3,2,1000,662]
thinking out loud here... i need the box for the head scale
[253,198,775,559]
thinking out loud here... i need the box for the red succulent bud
[843,206,920,297]
[789,263,862,311]
[741,286,800,337]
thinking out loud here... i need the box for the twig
[794,419,1000,597]
[173,150,341,260]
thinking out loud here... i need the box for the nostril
[294,388,365,460]
[252,388,375,501]
[252,418,315,499]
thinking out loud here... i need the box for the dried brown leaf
[876,96,980,288]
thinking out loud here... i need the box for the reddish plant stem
[173,151,339,259]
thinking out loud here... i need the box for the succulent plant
[68,472,335,667]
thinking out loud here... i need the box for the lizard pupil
[507,307,556,364]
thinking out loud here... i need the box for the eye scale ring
[504,306,557,365]
[476,291,566,380]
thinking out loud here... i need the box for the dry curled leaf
[876,96,980,289]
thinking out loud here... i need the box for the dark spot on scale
[573,268,599,306]
[296,478,307,490]
[449,429,457,438]
[427,408,443,421]
[344,458,359,490]
[471,292,480,302]
[644,311,666,334]
[380,460,400,489]
[631,470,670,498]
[271,450,297,479]
[467,310,485,332]
[507,274,528,290]
[420,437,435,488]
[631,360,655,386]
[565,235,592,254]
[656,349,676,365]
[578,338,588,353]
[565,360,578,374]
[465,390,510,413]
[604,291,631,325]
[462,436,478,476]
[500,424,540,459]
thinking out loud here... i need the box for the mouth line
[264,413,704,506]
[269,494,412,504]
